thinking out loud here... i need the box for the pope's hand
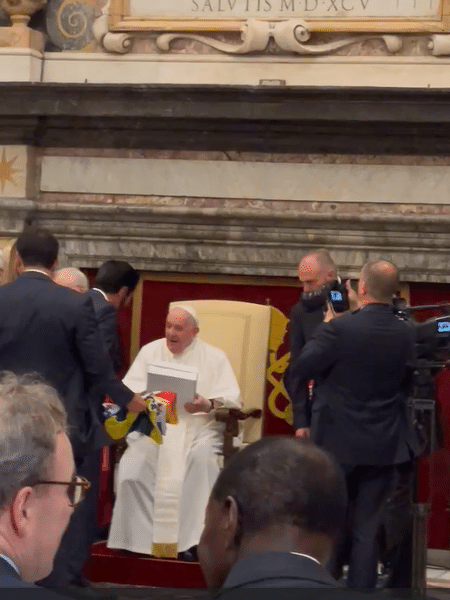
[184,394,212,414]
[126,393,147,414]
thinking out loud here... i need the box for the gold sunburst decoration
[0,148,22,194]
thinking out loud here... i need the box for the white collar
[290,551,321,565]
[92,288,109,302]
[0,553,19,575]
[23,268,50,278]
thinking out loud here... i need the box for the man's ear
[222,496,240,550]
[10,487,33,538]
[14,254,24,275]
[118,286,130,305]
[359,278,368,296]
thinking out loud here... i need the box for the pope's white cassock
[107,336,241,557]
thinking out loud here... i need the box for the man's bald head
[298,250,336,293]
[165,306,199,355]
[358,260,399,305]
[54,268,89,293]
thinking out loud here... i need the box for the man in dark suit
[283,250,337,438]
[0,228,146,587]
[86,260,139,537]
[88,259,139,375]
[198,437,347,594]
[0,373,83,594]
[290,260,417,589]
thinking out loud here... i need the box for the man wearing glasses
[0,373,90,589]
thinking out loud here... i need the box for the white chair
[170,299,272,459]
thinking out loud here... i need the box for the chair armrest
[215,407,263,462]
[215,407,262,423]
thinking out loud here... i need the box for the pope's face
[165,308,198,355]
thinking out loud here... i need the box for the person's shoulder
[51,282,90,307]
[88,290,114,315]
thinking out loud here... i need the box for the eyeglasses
[31,475,91,507]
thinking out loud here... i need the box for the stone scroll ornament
[92,0,133,53]
[45,0,95,50]
[156,19,403,55]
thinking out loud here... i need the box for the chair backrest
[169,299,271,442]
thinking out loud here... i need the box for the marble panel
[41,52,450,87]
[40,155,450,205]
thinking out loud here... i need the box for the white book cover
[147,361,198,408]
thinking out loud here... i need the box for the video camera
[393,298,450,363]
[302,277,350,313]
[393,298,449,456]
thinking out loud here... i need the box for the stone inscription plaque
[110,0,450,32]
[129,0,440,20]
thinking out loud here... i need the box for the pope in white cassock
[107,305,241,558]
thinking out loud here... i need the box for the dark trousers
[382,462,414,589]
[333,464,396,589]
[37,450,101,587]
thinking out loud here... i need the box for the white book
[147,361,198,409]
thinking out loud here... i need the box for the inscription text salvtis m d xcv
[129,0,438,19]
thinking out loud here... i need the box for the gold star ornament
[0,148,22,194]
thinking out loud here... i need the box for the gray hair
[54,267,89,291]
[0,372,67,511]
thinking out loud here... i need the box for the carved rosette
[45,0,95,50]
[0,0,46,27]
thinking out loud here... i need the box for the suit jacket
[284,299,325,429]
[0,557,67,597]
[217,552,337,594]
[0,556,30,588]
[86,289,122,374]
[0,272,132,454]
[291,304,417,466]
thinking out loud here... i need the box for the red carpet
[84,542,207,588]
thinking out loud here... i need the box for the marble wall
[1,147,445,283]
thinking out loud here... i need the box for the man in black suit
[87,259,139,375]
[290,260,417,589]
[0,373,84,595]
[0,228,146,586]
[284,250,337,438]
[198,437,347,594]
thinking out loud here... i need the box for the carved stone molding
[157,19,403,56]
[6,200,450,283]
